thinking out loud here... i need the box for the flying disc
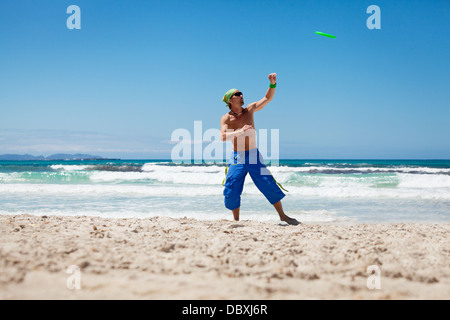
[315,31,336,38]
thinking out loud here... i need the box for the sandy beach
[0,214,449,300]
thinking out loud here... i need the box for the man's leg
[248,154,300,225]
[232,207,240,221]
[223,162,247,220]
[273,200,300,225]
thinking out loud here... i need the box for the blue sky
[1,0,449,159]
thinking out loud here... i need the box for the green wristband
[270,82,277,88]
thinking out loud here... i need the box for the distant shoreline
[0,154,119,161]
[0,159,121,161]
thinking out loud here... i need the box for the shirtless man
[220,73,299,225]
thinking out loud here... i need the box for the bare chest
[226,110,254,130]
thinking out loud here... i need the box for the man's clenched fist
[268,73,277,85]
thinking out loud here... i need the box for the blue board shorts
[222,148,286,210]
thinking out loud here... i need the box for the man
[220,73,300,225]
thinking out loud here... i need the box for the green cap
[222,88,238,107]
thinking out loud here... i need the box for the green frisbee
[315,31,336,38]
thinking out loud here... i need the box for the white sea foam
[0,206,348,223]
[1,176,449,200]
[397,173,450,189]
[262,165,450,175]
[40,163,450,188]
[0,183,223,196]
[0,172,24,183]
[283,185,450,200]
[50,165,89,171]
[88,168,224,184]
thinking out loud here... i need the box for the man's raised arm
[247,73,277,113]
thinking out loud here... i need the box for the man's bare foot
[280,215,300,226]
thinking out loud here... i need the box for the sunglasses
[233,92,243,97]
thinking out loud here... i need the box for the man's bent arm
[220,116,244,141]
[221,128,244,141]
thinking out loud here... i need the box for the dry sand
[0,214,449,300]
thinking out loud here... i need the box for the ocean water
[0,159,449,223]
